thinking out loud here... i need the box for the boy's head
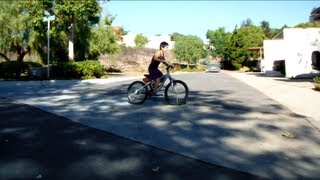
[160,41,169,50]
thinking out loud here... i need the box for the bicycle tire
[127,81,148,104]
[164,80,189,105]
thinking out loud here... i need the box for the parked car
[207,63,221,73]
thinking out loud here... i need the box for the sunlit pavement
[0,72,320,179]
[227,71,320,130]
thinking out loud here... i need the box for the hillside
[99,47,175,74]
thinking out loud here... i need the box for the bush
[244,60,260,72]
[0,61,43,79]
[51,60,104,79]
[25,62,43,68]
[313,76,320,91]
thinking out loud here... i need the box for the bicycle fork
[169,78,178,94]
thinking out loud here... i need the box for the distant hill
[99,47,175,73]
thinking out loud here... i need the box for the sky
[102,1,320,41]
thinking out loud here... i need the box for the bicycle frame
[135,67,175,94]
[128,66,188,105]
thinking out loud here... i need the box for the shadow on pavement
[0,97,266,180]
[1,73,320,179]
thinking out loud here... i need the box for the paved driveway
[0,72,319,179]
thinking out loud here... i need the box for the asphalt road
[0,72,320,179]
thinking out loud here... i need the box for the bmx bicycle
[127,66,189,105]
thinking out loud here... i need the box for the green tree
[173,35,206,65]
[54,0,102,61]
[310,7,320,21]
[134,34,148,48]
[89,22,120,59]
[295,21,320,28]
[23,0,67,64]
[260,20,272,39]
[241,18,253,27]
[206,27,231,59]
[228,25,266,69]
[170,32,183,41]
[0,1,33,62]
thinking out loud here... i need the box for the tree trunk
[0,52,10,62]
[68,23,74,61]
[16,45,29,62]
[17,51,27,62]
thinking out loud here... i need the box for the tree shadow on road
[1,75,320,179]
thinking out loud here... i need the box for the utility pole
[43,10,55,79]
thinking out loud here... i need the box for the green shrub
[51,60,104,79]
[313,76,320,91]
[0,61,29,79]
[313,76,320,84]
[24,62,43,68]
[231,61,242,70]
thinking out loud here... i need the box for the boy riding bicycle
[148,41,172,96]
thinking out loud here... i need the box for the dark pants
[148,68,163,81]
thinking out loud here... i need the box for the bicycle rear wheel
[164,80,189,105]
[127,81,148,104]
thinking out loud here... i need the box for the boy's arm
[153,51,169,66]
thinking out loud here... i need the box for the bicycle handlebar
[165,65,174,71]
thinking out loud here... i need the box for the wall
[262,39,285,75]
[263,28,320,78]
[284,28,320,78]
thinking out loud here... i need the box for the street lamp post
[43,10,55,79]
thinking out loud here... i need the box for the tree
[0,1,33,62]
[310,7,320,22]
[134,34,148,48]
[241,18,253,27]
[206,27,231,59]
[54,0,102,61]
[260,20,272,39]
[170,32,183,41]
[89,22,120,58]
[104,13,115,26]
[228,25,266,69]
[173,35,206,65]
[0,0,116,64]
[295,21,320,28]
[24,0,69,64]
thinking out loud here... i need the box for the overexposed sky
[102,1,320,40]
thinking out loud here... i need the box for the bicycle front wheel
[164,80,189,105]
[127,81,148,104]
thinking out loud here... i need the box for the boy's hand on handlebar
[166,64,174,69]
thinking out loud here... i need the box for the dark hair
[159,41,169,50]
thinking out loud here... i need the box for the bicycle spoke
[127,81,148,104]
[165,80,188,105]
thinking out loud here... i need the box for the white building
[262,28,320,78]
[121,34,175,50]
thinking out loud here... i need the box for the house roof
[272,30,283,40]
